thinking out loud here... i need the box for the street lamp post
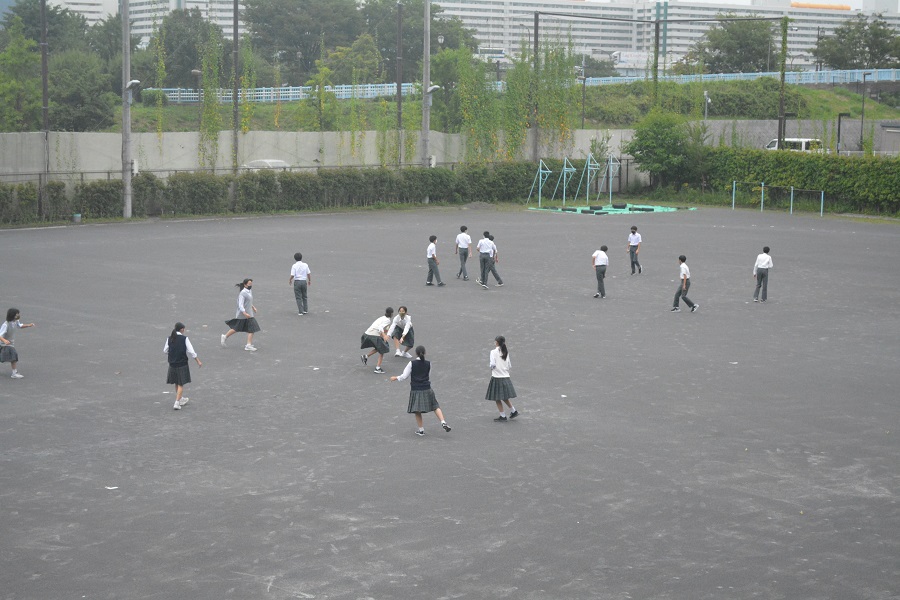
[703,90,710,120]
[191,69,202,127]
[836,111,851,154]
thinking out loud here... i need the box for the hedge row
[704,148,900,214]
[1,153,896,224]
[0,163,540,223]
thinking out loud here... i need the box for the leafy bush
[141,90,169,107]
[133,172,165,216]
[164,172,229,214]
[74,180,122,218]
[43,181,70,221]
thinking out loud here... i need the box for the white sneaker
[178,397,190,407]
[244,344,257,352]
[173,401,181,410]
[403,351,413,358]
[10,373,23,379]
[395,349,403,357]
[220,334,227,347]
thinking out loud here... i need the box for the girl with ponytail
[486,335,519,422]
[164,322,202,410]
[390,345,451,436]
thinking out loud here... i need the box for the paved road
[1,206,898,599]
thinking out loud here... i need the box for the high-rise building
[435,0,900,71]
[48,0,244,42]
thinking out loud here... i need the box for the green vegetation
[107,80,900,134]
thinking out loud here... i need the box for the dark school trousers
[673,278,695,308]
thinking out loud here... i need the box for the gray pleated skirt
[391,326,414,347]
[166,364,192,386]
[0,345,18,363]
[485,376,517,401]
[225,317,260,333]
[360,334,389,354]
[407,388,439,413]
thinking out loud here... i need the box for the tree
[244,0,363,85]
[0,16,40,131]
[322,33,384,84]
[359,0,477,84]
[88,13,139,64]
[2,0,89,52]
[145,9,225,88]
[685,13,774,74]
[49,50,116,131]
[814,14,899,70]
[581,55,618,78]
[624,109,688,188]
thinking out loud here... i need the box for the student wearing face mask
[221,278,260,351]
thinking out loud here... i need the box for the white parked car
[243,159,291,171]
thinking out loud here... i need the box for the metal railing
[152,69,899,104]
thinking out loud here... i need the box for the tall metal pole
[396,2,403,166]
[837,112,850,154]
[40,0,49,220]
[777,17,788,150]
[652,20,660,106]
[421,0,431,167]
[532,11,539,162]
[122,0,133,218]
[232,0,239,173]
[860,72,870,150]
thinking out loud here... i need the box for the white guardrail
[152,69,899,104]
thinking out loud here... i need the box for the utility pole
[421,0,431,167]
[40,0,49,220]
[122,0,133,218]
[396,2,403,166]
[232,0,239,174]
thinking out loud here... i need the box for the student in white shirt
[288,252,311,315]
[591,245,609,298]
[486,335,519,421]
[753,246,773,302]
[671,255,698,312]
[0,308,35,378]
[455,225,472,280]
[626,226,643,275]
[164,322,202,410]
[425,235,445,287]
[486,234,504,286]
[476,231,493,289]
[390,306,415,358]
[360,307,394,374]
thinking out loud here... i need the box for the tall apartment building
[48,0,244,42]
[435,0,900,70]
